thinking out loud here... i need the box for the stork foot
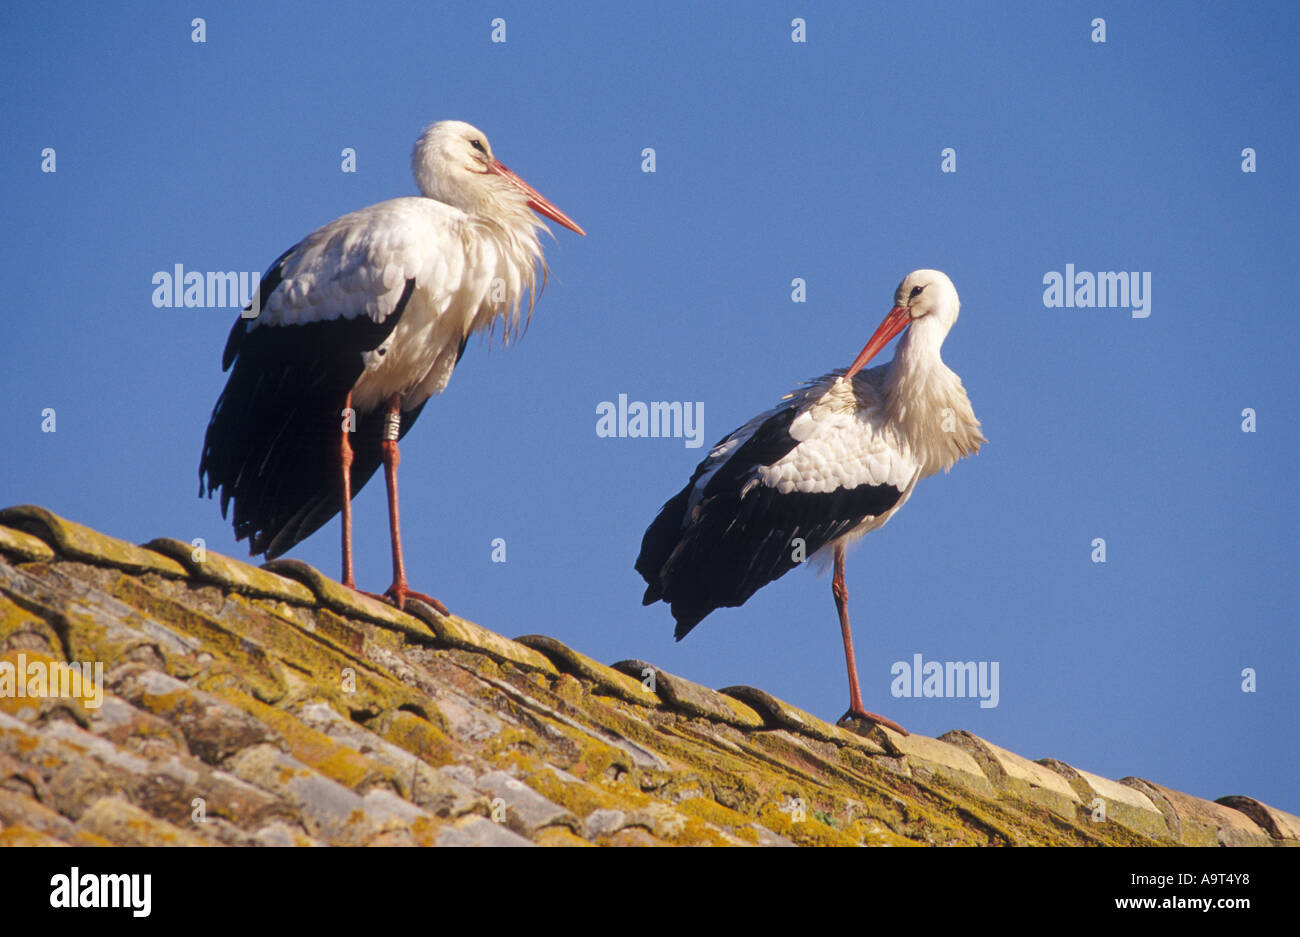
[838,708,909,737]
[342,582,449,617]
[383,583,449,617]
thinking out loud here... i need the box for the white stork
[636,269,984,733]
[200,120,584,613]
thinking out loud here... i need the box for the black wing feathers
[636,405,903,639]
[199,272,418,559]
[701,408,801,496]
[221,244,296,370]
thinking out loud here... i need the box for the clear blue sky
[2,2,1295,813]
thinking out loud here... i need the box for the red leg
[377,393,448,616]
[340,392,357,589]
[834,544,908,736]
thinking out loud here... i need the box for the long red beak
[491,159,586,236]
[844,305,911,379]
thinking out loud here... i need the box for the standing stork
[200,120,584,613]
[636,270,984,733]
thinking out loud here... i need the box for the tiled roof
[0,504,1292,847]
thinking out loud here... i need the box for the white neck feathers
[883,317,985,476]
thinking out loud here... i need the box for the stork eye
[909,285,925,299]
[470,139,487,154]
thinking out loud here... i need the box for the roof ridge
[0,504,1292,847]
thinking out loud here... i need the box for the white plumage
[637,269,983,733]
[246,123,580,413]
[754,376,917,498]
[201,120,583,610]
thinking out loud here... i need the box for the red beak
[490,159,586,236]
[844,305,911,379]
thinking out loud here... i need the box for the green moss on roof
[0,505,1292,847]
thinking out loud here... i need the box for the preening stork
[200,120,584,612]
[636,270,984,733]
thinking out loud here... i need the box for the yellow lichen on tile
[0,525,56,562]
[144,537,316,604]
[369,709,459,768]
[0,506,186,577]
[0,505,1279,848]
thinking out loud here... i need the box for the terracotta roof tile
[0,524,56,563]
[517,634,660,706]
[1038,758,1168,842]
[261,558,434,637]
[1215,795,1300,842]
[1121,777,1272,846]
[0,504,1287,847]
[941,730,1080,820]
[873,726,993,795]
[0,505,185,578]
[720,685,868,748]
[613,659,765,729]
[145,537,315,604]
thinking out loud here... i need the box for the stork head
[411,120,585,235]
[845,269,960,378]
